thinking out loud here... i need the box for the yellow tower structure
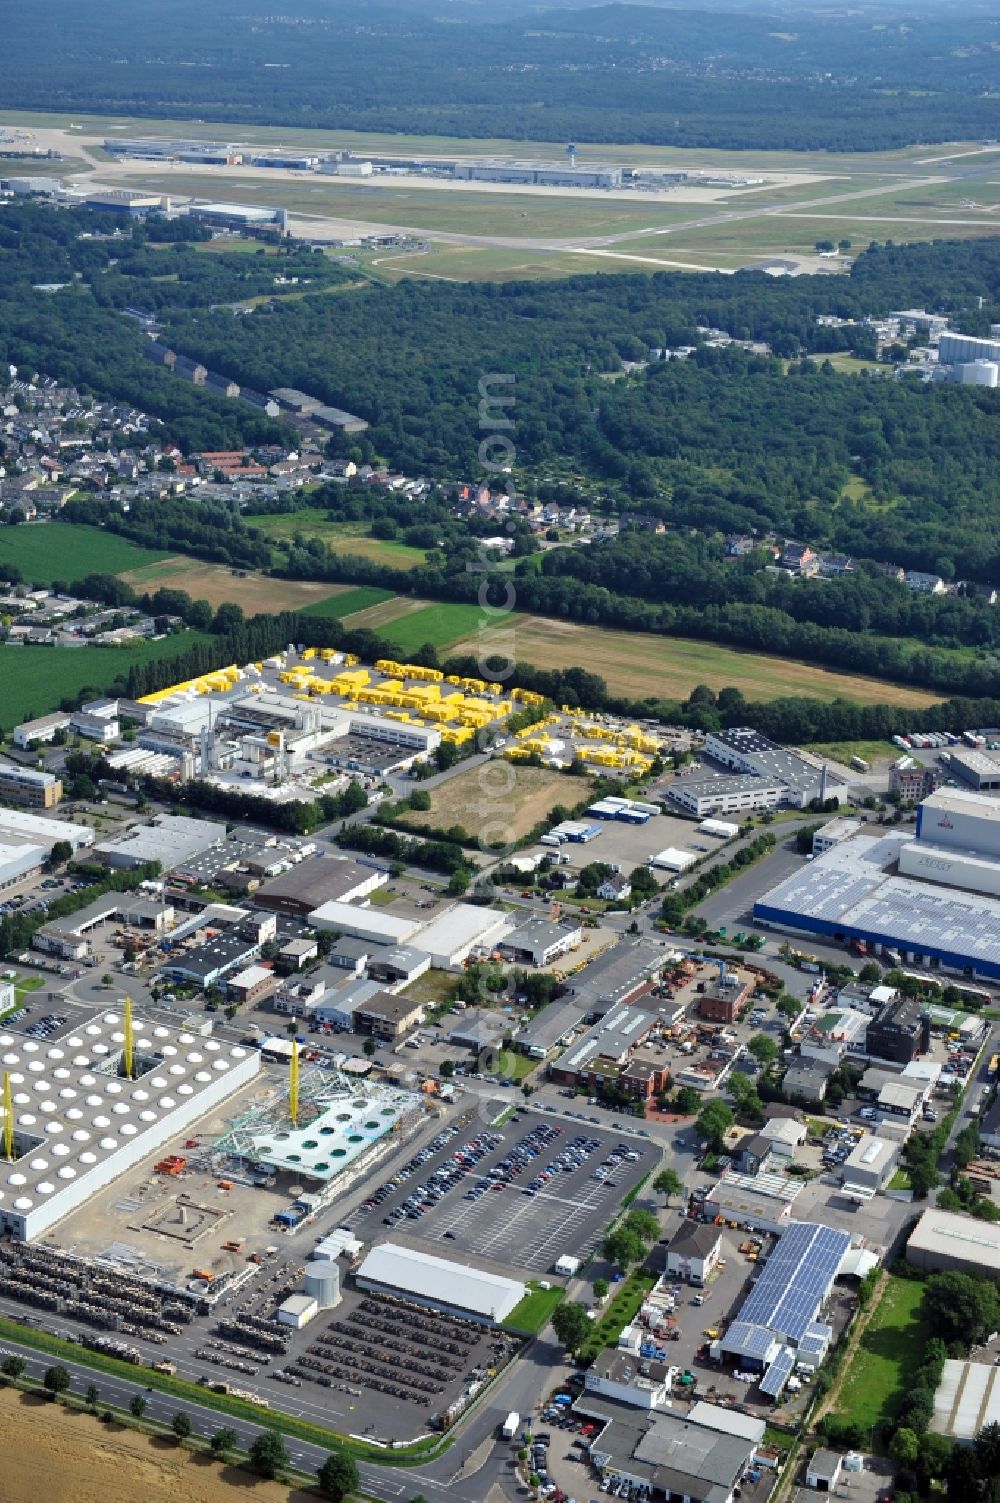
[2,1070,12,1162]
[289,1040,300,1129]
[123,996,134,1081]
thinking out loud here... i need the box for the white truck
[502,1411,520,1441]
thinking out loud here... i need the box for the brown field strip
[452,614,939,707]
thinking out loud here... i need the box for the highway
[0,1335,501,1501]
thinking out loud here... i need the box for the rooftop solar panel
[735,1223,851,1343]
[721,1321,778,1360]
[760,1346,796,1398]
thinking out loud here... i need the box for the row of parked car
[366,1128,508,1225]
[25,1011,66,1040]
[355,1122,465,1213]
[466,1121,565,1202]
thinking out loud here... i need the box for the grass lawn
[366,887,398,906]
[505,1283,565,1335]
[804,739,897,767]
[0,634,213,731]
[254,510,428,570]
[400,969,457,1007]
[0,523,169,585]
[835,1274,928,1430]
[13,976,45,1004]
[379,602,489,654]
[398,762,584,845]
[299,586,396,619]
[579,1269,658,1363]
[888,1168,912,1191]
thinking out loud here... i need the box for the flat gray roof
[908,1207,1000,1271]
[560,1002,657,1073]
[755,830,1000,971]
[567,938,663,1013]
[518,999,590,1052]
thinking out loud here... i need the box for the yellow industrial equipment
[2,1070,12,1162]
[123,995,134,1080]
[289,1041,300,1128]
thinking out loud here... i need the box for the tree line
[2,0,996,151]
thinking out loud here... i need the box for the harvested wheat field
[338,595,431,632]
[118,557,354,615]
[454,614,939,709]
[0,1390,313,1503]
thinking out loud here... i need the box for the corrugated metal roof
[355,1243,524,1321]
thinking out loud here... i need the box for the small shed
[277,1293,318,1330]
[806,1449,844,1491]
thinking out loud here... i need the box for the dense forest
[7,205,1000,703]
[2,0,998,150]
[0,204,362,452]
[164,235,1000,490]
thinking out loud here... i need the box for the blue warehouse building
[754,829,1000,981]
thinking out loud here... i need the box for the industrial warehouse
[0,1007,260,1240]
[754,787,1000,979]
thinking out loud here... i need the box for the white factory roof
[908,1206,1000,1272]
[921,786,1000,824]
[229,964,273,990]
[687,1401,766,1444]
[415,902,510,964]
[932,1361,1000,1441]
[0,808,94,851]
[0,1010,259,1238]
[355,1242,525,1322]
[307,901,421,944]
[251,1083,416,1180]
[650,847,697,870]
[95,813,225,867]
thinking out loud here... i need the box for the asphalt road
[0,1336,498,1503]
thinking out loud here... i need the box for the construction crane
[289,1040,300,1128]
[123,995,134,1080]
[2,1070,12,1162]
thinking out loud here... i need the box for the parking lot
[281,1284,519,1437]
[353,1109,654,1276]
[552,811,730,884]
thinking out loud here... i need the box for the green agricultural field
[835,1275,929,1430]
[0,524,170,586]
[0,634,213,731]
[299,586,397,620]
[378,602,489,654]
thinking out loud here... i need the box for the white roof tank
[303,1258,342,1310]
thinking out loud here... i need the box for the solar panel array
[722,1320,779,1361]
[759,1346,796,1399]
[736,1222,851,1343]
[797,1333,828,1360]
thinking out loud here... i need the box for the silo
[959,360,999,387]
[303,1258,341,1310]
